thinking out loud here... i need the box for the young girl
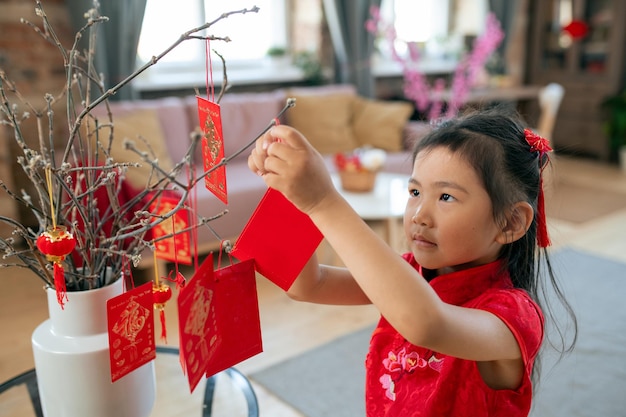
[248,107,576,416]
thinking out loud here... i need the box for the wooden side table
[317,173,410,266]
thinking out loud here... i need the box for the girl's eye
[409,188,420,197]
[441,193,455,202]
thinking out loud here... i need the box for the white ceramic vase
[31,276,156,417]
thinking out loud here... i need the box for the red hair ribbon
[524,128,551,248]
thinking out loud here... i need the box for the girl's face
[404,146,504,276]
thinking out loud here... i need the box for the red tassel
[159,308,167,343]
[536,177,551,248]
[53,262,68,309]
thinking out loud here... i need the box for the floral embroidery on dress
[427,355,444,372]
[379,347,444,401]
[379,374,396,401]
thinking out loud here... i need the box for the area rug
[250,248,626,417]
[545,181,626,223]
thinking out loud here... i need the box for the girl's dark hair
[412,106,577,381]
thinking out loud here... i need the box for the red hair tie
[524,128,551,248]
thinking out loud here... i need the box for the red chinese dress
[365,254,544,416]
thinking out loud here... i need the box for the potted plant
[293,50,325,85]
[601,89,626,171]
[266,45,290,67]
[266,45,287,57]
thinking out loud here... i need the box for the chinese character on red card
[197,96,227,204]
[107,282,156,382]
[232,188,323,290]
[177,253,219,393]
[205,259,263,377]
[150,193,192,265]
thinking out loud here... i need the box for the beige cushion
[87,109,174,190]
[286,93,358,154]
[352,97,413,152]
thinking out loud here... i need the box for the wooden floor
[1,155,626,416]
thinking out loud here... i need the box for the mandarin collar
[405,254,512,306]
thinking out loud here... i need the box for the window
[377,0,488,62]
[136,0,288,74]
[380,0,450,44]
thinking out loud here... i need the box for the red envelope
[231,188,323,291]
[177,253,219,393]
[197,96,228,204]
[107,282,156,382]
[204,259,263,378]
[150,194,192,265]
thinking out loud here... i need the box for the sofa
[97,84,425,255]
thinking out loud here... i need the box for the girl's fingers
[250,129,283,175]
[266,125,308,149]
[248,150,264,176]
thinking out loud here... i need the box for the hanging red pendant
[153,282,173,342]
[36,226,77,309]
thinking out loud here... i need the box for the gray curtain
[65,0,147,101]
[322,0,382,97]
[488,0,518,74]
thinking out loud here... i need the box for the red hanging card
[204,259,263,378]
[150,193,192,265]
[231,188,323,291]
[107,282,156,382]
[197,96,228,204]
[177,253,219,393]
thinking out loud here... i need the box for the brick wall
[0,0,72,95]
[0,0,74,228]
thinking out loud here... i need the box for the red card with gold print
[107,282,156,382]
[197,96,227,204]
[204,259,262,377]
[150,194,192,264]
[231,188,323,291]
[177,253,219,393]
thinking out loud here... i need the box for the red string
[218,240,225,270]
[189,166,199,271]
[205,38,214,102]
[122,255,133,291]
[217,240,235,270]
[170,200,180,278]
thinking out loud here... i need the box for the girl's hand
[248,125,339,216]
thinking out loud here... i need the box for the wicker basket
[339,170,378,192]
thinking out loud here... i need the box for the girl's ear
[496,202,534,245]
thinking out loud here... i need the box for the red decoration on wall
[562,20,589,40]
